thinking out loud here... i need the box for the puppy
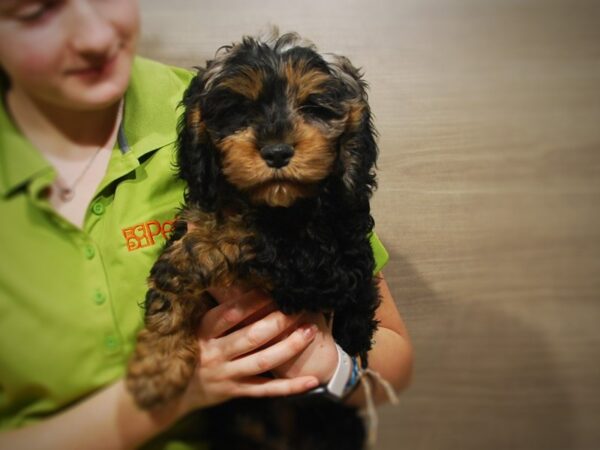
[127,31,381,450]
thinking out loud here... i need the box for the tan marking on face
[218,68,263,100]
[219,128,267,189]
[287,118,337,182]
[249,181,316,207]
[218,119,337,206]
[282,60,331,104]
[246,117,337,207]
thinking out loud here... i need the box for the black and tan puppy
[127,31,381,450]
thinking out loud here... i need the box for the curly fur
[127,31,380,450]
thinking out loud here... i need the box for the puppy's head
[178,31,377,210]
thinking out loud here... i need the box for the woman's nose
[68,1,116,57]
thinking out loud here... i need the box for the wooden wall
[139,1,600,448]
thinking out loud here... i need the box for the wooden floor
[139,1,600,448]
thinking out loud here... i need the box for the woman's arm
[0,380,178,450]
[0,276,411,448]
[0,291,320,450]
[271,272,414,407]
[344,273,414,406]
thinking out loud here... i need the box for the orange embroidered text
[122,220,174,252]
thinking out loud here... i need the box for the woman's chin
[61,57,133,110]
[61,82,128,111]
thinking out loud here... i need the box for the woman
[0,1,413,448]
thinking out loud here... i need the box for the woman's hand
[175,287,322,416]
[270,311,339,384]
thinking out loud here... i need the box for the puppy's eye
[298,102,341,121]
[203,91,255,132]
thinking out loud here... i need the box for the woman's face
[0,0,139,111]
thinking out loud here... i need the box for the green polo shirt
[0,56,388,448]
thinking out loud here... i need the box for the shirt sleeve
[369,232,389,274]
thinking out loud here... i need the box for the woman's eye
[15,1,55,22]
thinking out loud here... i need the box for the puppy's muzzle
[260,143,294,168]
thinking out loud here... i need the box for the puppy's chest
[246,222,357,313]
[181,207,358,311]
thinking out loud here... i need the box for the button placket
[78,235,122,356]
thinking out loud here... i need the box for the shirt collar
[121,56,185,159]
[0,56,186,198]
[0,98,52,197]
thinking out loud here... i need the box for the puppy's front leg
[126,219,253,409]
[126,288,209,409]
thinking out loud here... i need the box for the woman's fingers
[216,310,304,361]
[223,324,318,379]
[199,288,273,339]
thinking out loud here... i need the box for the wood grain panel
[139,1,600,448]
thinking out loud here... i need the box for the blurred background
[139,1,600,449]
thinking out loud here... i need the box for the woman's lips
[67,53,118,80]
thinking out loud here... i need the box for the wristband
[305,344,359,400]
[326,343,353,397]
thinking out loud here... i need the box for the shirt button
[105,335,120,351]
[93,290,106,305]
[91,201,105,215]
[84,244,95,260]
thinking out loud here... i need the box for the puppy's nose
[260,143,294,168]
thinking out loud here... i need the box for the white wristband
[326,343,353,398]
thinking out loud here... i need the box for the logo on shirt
[122,220,175,252]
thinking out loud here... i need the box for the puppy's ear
[328,55,378,204]
[177,73,220,211]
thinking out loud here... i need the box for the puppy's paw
[126,330,197,409]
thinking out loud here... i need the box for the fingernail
[305,378,319,389]
[299,324,317,338]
